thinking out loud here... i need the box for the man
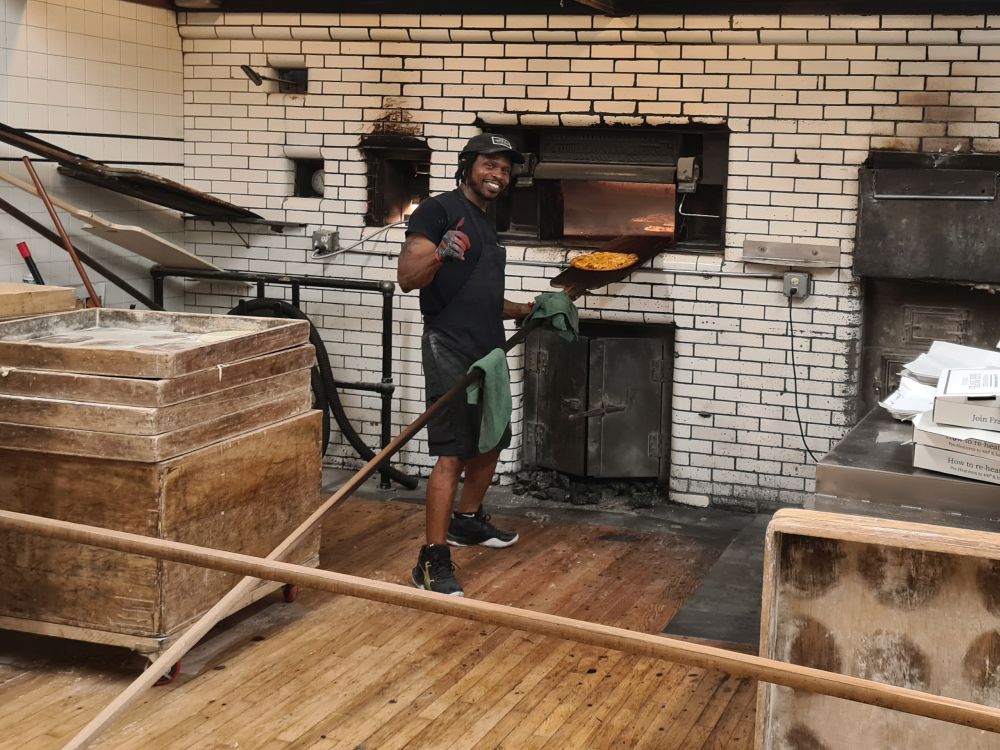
[397,133,533,597]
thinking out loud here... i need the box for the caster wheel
[153,660,181,687]
[282,584,299,603]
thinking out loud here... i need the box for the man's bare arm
[397,234,440,292]
[503,299,534,320]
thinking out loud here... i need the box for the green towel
[527,291,579,341]
[466,348,512,454]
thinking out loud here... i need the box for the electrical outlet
[312,229,339,257]
[782,271,812,299]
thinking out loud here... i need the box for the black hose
[228,297,418,490]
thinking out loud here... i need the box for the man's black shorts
[421,329,511,458]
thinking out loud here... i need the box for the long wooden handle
[21,157,102,307]
[56,316,544,750]
[3,508,1000,736]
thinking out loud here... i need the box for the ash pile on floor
[511,469,662,509]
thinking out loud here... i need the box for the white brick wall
[174,12,1000,509]
[1,0,185,309]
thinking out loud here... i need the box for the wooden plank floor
[0,499,756,749]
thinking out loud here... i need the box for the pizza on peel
[569,251,641,272]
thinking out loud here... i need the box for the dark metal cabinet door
[587,337,665,478]
[858,278,1000,415]
[523,327,589,476]
[856,166,1000,283]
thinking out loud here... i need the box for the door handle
[567,403,626,421]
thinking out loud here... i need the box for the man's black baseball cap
[460,133,525,164]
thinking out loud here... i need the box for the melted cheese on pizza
[569,251,640,272]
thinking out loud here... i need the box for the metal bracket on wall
[226,221,249,249]
[742,239,840,268]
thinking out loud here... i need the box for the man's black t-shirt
[405,190,491,320]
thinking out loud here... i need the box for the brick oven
[173,9,1000,510]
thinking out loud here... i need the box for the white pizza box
[912,411,1000,463]
[932,368,1000,431]
[913,443,1000,486]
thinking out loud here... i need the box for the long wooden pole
[4,508,1000,736]
[58,318,542,750]
[21,157,102,307]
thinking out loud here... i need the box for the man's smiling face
[464,153,513,206]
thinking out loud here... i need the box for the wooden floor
[0,499,757,749]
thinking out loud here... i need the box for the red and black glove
[434,217,471,263]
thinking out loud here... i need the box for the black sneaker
[447,508,519,548]
[411,544,464,596]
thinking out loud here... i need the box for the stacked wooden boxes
[0,309,322,658]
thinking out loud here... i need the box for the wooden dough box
[757,509,1000,750]
[0,309,323,660]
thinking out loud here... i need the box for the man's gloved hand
[434,217,471,263]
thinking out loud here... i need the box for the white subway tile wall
[1,0,186,309]
[164,12,1000,509]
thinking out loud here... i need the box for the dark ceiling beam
[123,0,173,9]
[189,1,1000,14]
[570,0,626,15]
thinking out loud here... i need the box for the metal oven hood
[856,151,1000,283]
[532,162,676,183]
[526,128,680,184]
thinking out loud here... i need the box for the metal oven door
[586,337,666,478]
[856,153,1000,283]
[524,327,589,476]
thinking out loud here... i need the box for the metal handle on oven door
[870,170,999,201]
[566,401,627,421]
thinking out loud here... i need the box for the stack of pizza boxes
[912,368,1000,484]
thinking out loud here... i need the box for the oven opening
[489,124,728,251]
[359,134,431,227]
[563,180,676,239]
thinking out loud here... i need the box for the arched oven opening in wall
[292,158,324,199]
[359,135,431,227]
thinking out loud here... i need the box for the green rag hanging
[466,347,512,454]
[526,291,580,341]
